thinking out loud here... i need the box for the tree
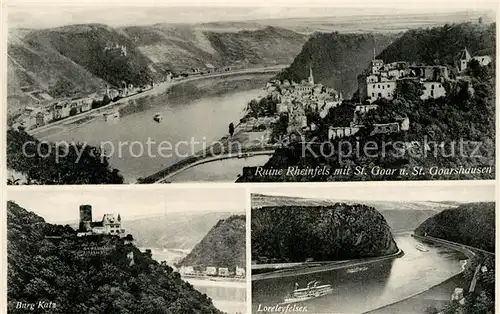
[49,78,77,98]
[125,234,134,241]
[6,129,124,184]
[102,95,111,106]
[229,123,235,137]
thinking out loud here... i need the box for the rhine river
[38,74,273,183]
[252,233,466,314]
[142,247,246,314]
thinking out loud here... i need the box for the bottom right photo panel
[250,181,495,314]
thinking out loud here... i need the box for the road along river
[252,232,466,314]
[36,73,274,182]
[141,247,246,314]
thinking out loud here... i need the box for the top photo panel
[6,5,496,184]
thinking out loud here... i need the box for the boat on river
[153,113,163,122]
[415,243,429,252]
[103,110,120,121]
[347,266,368,273]
[280,281,333,305]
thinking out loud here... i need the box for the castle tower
[79,204,92,231]
[308,64,314,85]
[459,47,472,72]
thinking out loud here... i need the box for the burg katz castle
[77,204,125,237]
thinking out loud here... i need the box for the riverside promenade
[252,249,404,281]
[151,149,275,183]
[28,65,287,137]
[365,234,491,314]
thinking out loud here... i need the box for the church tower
[459,47,472,72]
[308,63,314,85]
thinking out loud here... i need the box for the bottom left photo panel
[6,186,248,314]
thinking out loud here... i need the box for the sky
[7,187,245,223]
[252,181,496,203]
[5,1,497,29]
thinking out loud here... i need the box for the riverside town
[7,13,496,185]
[4,6,498,314]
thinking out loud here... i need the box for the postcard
[250,182,496,314]
[6,186,247,314]
[5,4,496,184]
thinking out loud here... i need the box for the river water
[169,154,271,183]
[39,74,272,183]
[252,233,465,314]
[141,247,246,314]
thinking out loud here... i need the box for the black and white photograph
[5,3,496,184]
[251,182,495,313]
[6,187,247,314]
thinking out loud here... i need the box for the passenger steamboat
[280,281,333,305]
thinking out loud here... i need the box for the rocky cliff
[414,202,495,253]
[252,203,399,263]
[178,215,246,269]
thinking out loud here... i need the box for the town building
[369,122,401,136]
[218,267,229,277]
[328,117,409,139]
[205,266,217,276]
[77,204,125,237]
[179,266,195,275]
[358,58,449,103]
[127,251,135,266]
[104,42,127,57]
[328,125,362,140]
[459,47,492,72]
[235,266,245,277]
[52,100,71,120]
[421,81,446,99]
[355,104,379,113]
[286,102,308,135]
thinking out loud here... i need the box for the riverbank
[184,277,247,314]
[139,117,278,183]
[252,249,404,281]
[365,273,466,314]
[28,65,287,137]
[142,148,276,183]
[35,71,279,181]
[182,277,246,288]
[364,234,478,314]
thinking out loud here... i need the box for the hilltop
[7,201,222,314]
[178,215,245,269]
[251,193,450,232]
[122,211,237,250]
[238,22,496,183]
[414,202,495,252]
[252,203,398,263]
[377,22,495,66]
[276,32,397,96]
[8,23,308,96]
[8,24,155,94]
[8,12,488,97]
[123,25,308,71]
